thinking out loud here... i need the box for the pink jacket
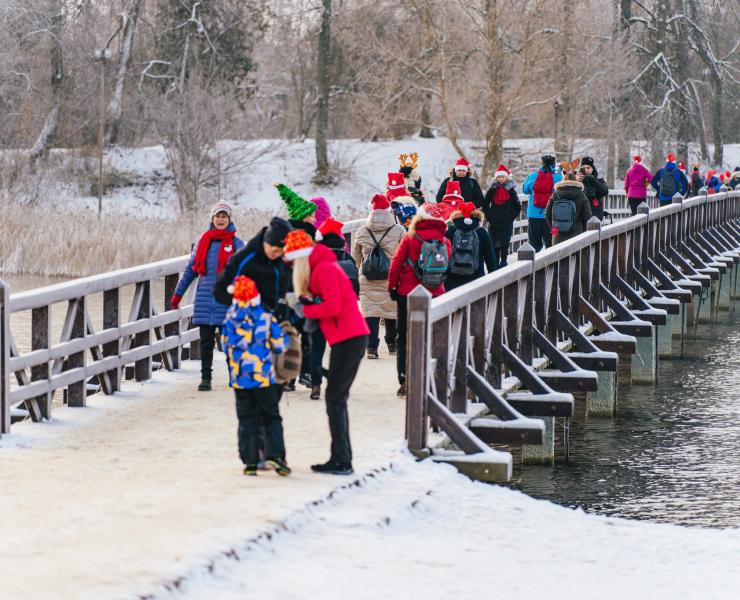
[303,244,370,346]
[624,163,652,199]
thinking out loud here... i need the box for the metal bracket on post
[1,278,10,436]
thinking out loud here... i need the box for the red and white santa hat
[450,202,482,225]
[387,172,405,190]
[666,153,676,163]
[454,157,470,171]
[441,180,463,205]
[318,217,344,239]
[678,161,686,172]
[633,155,642,163]
[371,193,390,210]
[494,164,511,179]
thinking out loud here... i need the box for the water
[517,311,740,528]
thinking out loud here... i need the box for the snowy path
[0,351,405,600]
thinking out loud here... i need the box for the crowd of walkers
[172,151,740,479]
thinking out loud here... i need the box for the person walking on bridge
[545,161,592,246]
[578,156,609,221]
[171,202,245,392]
[286,230,369,476]
[445,202,496,290]
[651,153,688,204]
[435,158,485,208]
[482,164,521,268]
[624,156,653,215]
[522,155,563,252]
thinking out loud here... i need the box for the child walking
[222,275,291,477]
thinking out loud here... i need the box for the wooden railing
[404,188,740,479]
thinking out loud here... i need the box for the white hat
[210,201,233,218]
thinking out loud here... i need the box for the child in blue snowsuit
[222,276,291,476]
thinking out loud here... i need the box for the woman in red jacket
[387,203,452,397]
[285,229,369,476]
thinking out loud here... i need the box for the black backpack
[336,250,360,297]
[449,228,480,275]
[361,227,393,281]
[659,169,678,197]
[407,235,448,288]
[551,191,577,233]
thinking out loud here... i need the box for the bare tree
[313,0,332,183]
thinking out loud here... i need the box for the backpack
[336,250,360,297]
[533,170,554,208]
[361,227,393,281]
[407,234,448,288]
[273,321,302,384]
[449,228,480,275]
[551,191,577,234]
[659,169,679,197]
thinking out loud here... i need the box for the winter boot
[243,464,257,476]
[387,343,397,355]
[397,382,406,397]
[310,460,354,475]
[198,379,211,392]
[310,385,321,400]
[298,372,313,388]
[266,457,292,477]
[283,379,296,392]
[366,347,379,359]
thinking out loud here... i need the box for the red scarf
[493,185,510,205]
[193,228,236,276]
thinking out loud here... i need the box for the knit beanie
[275,183,317,221]
[371,193,390,210]
[263,217,292,247]
[318,217,344,239]
[580,156,595,169]
[283,229,314,261]
[309,197,331,228]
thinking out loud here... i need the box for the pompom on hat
[493,164,511,179]
[386,172,409,201]
[229,276,260,306]
[283,229,315,261]
[274,183,317,221]
[318,217,344,239]
[454,157,470,171]
[210,201,233,218]
[450,202,482,225]
[371,193,390,210]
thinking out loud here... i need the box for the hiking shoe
[310,461,354,475]
[397,383,406,397]
[283,380,296,392]
[387,343,397,355]
[243,464,257,476]
[298,373,313,388]
[197,379,211,392]
[310,385,321,400]
[366,347,379,359]
[266,457,292,477]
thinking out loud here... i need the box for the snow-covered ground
[28,137,740,222]
[166,452,740,600]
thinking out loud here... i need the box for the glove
[389,289,399,302]
[170,294,182,309]
[298,295,316,306]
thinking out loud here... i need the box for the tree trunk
[31,0,64,160]
[313,0,331,183]
[105,0,142,145]
[711,73,723,166]
[419,92,434,138]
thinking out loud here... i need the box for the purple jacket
[624,163,652,199]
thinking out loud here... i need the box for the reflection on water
[516,312,740,528]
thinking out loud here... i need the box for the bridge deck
[0,352,403,599]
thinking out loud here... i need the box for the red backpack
[532,170,554,208]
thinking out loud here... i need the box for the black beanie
[541,155,555,168]
[264,217,292,247]
[581,156,595,168]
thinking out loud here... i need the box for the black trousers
[396,295,408,385]
[199,325,220,380]
[366,317,397,350]
[325,335,368,465]
[527,218,551,252]
[489,225,513,267]
[628,197,644,216]
[235,386,285,466]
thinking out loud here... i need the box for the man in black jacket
[214,217,292,312]
[435,158,485,208]
[578,156,609,221]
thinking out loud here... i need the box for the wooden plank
[0,279,9,435]
[406,287,431,450]
[84,308,112,395]
[103,288,120,392]
[134,281,152,382]
[66,298,86,407]
[31,306,52,419]
[427,393,489,455]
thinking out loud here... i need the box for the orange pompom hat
[231,275,260,305]
[283,229,315,261]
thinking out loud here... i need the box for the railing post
[672,192,683,244]
[586,217,602,306]
[637,202,650,272]
[1,278,10,435]
[406,285,431,453]
[517,243,535,362]
[103,288,121,392]
[66,298,86,407]
[135,280,153,381]
[164,273,181,370]
[31,306,52,418]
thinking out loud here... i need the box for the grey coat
[352,209,406,319]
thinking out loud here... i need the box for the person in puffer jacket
[482,164,521,267]
[624,155,653,215]
[651,154,689,203]
[445,202,496,291]
[221,276,290,477]
[387,202,452,397]
[705,169,722,194]
[171,201,245,392]
[545,167,592,245]
[284,230,370,476]
[578,156,609,221]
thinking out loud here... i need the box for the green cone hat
[274,183,317,221]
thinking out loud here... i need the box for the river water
[516,310,740,529]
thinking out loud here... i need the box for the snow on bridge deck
[0,350,404,599]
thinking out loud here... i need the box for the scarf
[193,228,236,276]
[493,185,510,205]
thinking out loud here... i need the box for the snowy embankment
[163,452,740,600]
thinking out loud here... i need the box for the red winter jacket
[387,219,452,297]
[303,244,370,346]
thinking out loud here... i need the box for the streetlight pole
[94,48,111,218]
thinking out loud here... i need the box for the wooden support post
[103,288,120,392]
[631,324,657,384]
[31,306,52,418]
[658,313,675,358]
[67,298,86,407]
[522,417,555,465]
[406,286,431,452]
[164,273,181,370]
[586,371,617,417]
[450,309,468,414]
[1,278,10,435]
[517,244,535,362]
[134,281,152,381]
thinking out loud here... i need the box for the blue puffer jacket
[522,168,563,219]
[175,223,245,326]
[651,162,689,202]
